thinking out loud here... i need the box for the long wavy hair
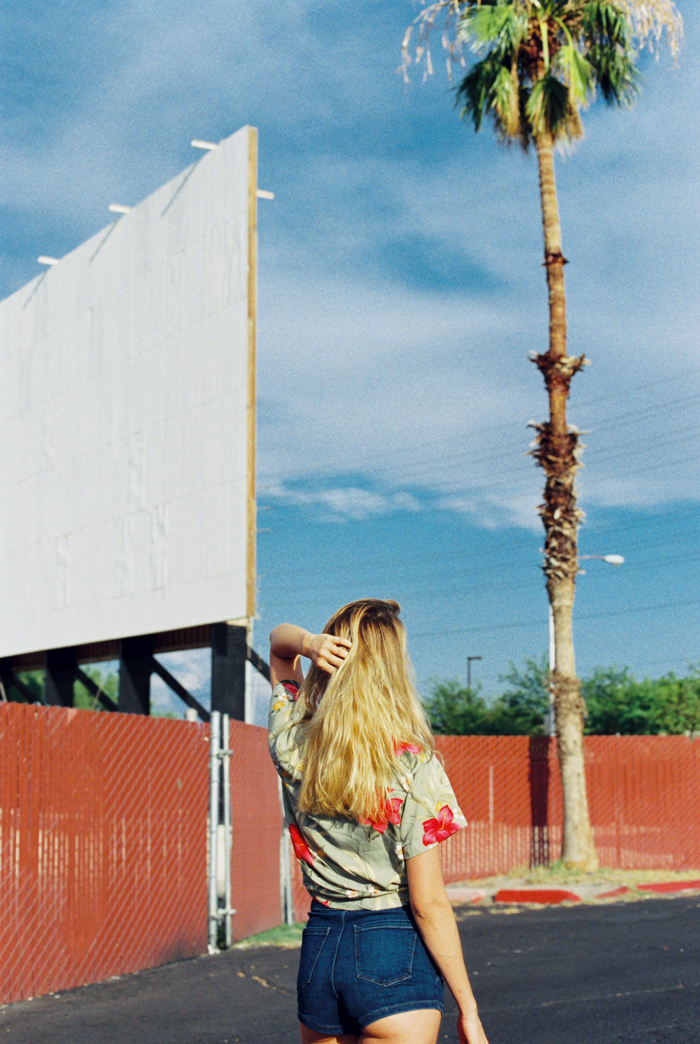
[295,599,434,823]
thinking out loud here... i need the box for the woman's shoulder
[394,745,458,797]
[273,679,301,701]
[269,680,301,730]
[394,743,435,772]
[269,681,304,774]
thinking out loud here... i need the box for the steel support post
[118,634,153,714]
[0,659,14,702]
[0,659,39,703]
[211,623,246,720]
[208,711,221,953]
[221,714,234,948]
[44,647,77,706]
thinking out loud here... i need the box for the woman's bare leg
[299,1023,358,1044]
[299,1009,441,1044]
[360,1009,441,1044]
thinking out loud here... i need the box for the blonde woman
[269,599,489,1044]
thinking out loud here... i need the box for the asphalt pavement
[2,896,698,1044]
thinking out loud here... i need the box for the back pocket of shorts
[354,923,416,986]
[297,925,331,990]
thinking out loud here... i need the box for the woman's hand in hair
[304,633,352,675]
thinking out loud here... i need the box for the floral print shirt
[268,680,467,910]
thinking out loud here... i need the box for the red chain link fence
[289,734,700,918]
[0,701,210,1005]
[227,718,284,942]
[2,702,699,1006]
[437,734,700,881]
[0,703,286,1006]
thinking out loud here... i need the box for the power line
[259,503,700,582]
[592,452,700,484]
[321,414,700,487]
[261,541,700,600]
[579,423,700,465]
[583,501,700,534]
[409,596,700,640]
[258,369,700,484]
[579,390,700,433]
[573,363,700,410]
[258,423,700,506]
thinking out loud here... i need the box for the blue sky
[3,2,699,720]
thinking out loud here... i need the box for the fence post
[279,777,294,925]
[208,711,221,953]
[221,713,234,948]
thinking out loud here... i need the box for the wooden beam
[247,125,258,623]
[246,645,270,682]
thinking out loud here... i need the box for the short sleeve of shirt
[399,755,467,860]
[268,681,302,779]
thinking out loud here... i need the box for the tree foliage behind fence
[2,703,699,1006]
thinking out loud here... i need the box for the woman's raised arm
[269,625,352,687]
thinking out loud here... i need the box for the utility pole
[467,655,482,691]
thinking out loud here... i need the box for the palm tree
[402,0,682,869]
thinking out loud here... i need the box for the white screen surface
[0,126,255,658]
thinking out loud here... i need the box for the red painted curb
[596,886,631,899]
[636,879,700,894]
[494,889,581,905]
[447,887,486,905]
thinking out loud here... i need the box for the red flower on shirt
[282,681,300,701]
[289,824,314,866]
[360,796,404,834]
[394,742,422,757]
[422,805,460,846]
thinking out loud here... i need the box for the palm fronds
[402,1,681,140]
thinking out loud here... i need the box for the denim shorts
[297,900,444,1036]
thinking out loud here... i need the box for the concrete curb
[636,878,700,894]
[447,877,700,907]
[596,886,631,899]
[494,888,581,905]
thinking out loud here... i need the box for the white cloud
[266,482,422,522]
[5,1,700,529]
[437,491,543,533]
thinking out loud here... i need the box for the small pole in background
[467,656,482,691]
[208,711,221,954]
[221,714,234,949]
[546,553,623,736]
[547,605,556,737]
[279,778,294,925]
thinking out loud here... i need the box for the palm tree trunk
[532,130,598,871]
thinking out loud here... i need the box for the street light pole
[546,553,624,737]
[467,655,482,691]
[547,604,556,735]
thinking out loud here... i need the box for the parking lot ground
[1,895,698,1044]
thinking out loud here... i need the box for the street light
[467,655,482,690]
[546,553,624,736]
[579,554,625,568]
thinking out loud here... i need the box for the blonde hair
[295,599,434,823]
